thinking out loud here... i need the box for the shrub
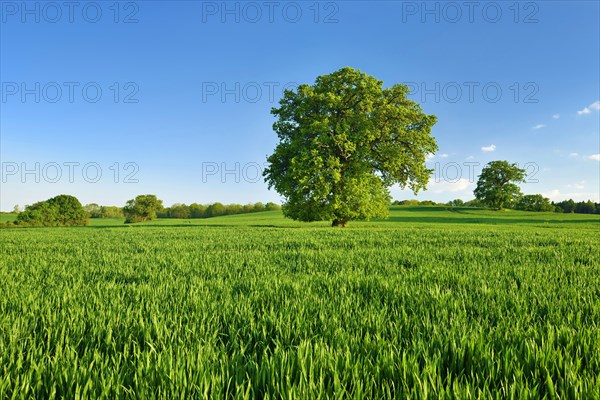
[16,195,87,226]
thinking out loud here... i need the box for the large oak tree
[264,67,438,226]
[474,161,527,210]
[123,194,163,223]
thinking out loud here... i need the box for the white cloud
[552,114,560,119]
[567,181,586,190]
[428,178,473,194]
[569,152,579,157]
[578,107,591,115]
[466,155,475,160]
[588,154,600,161]
[543,189,599,203]
[426,153,435,161]
[577,101,600,115]
[481,144,496,152]
[532,124,546,130]
[439,153,449,158]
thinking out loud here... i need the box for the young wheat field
[1,207,599,399]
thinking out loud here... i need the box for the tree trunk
[332,219,348,228]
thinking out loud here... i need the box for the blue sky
[1,0,599,210]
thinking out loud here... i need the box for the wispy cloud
[532,124,546,130]
[567,181,586,190]
[426,153,435,161]
[577,100,600,116]
[466,155,475,160]
[481,144,496,152]
[439,153,449,158]
[578,108,591,115]
[569,152,579,157]
[552,114,560,119]
[588,154,600,161]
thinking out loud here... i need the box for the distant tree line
[1,194,283,227]
[393,197,600,214]
[393,199,485,207]
[552,199,599,214]
[157,202,282,219]
[83,204,124,218]
[3,192,597,229]
[85,198,282,222]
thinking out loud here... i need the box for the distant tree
[156,202,278,219]
[84,203,102,218]
[205,202,225,218]
[101,206,124,218]
[253,202,265,212]
[396,200,420,206]
[123,194,163,223]
[464,198,484,208]
[189,203,206,218]
[169,203,191,219]
[264,202,281,211]
[554,199,576,213]
[16,201,55,226]
[575,200,596,214]
[447,199,464,207]
[264,67,438,227]
[16,195,87,226]
[419,200,437,206]
[474,161,526,210]
[12,205,21,214]
[516,194,554,212]
[225,204,243,215]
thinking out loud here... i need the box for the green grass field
[1,207,599,398]
[0,213,17,224]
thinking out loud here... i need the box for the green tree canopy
[84,203,102,218]
[575,200,596,214]
[100,206,124,219]
[516,194,554,212]
[169,203,191,219]
[474,161,527,210]
[264,67,438,227]
[447,199,465,207]
[189,203,207,218]
[205,202,225,218]
[123,194,163,223]
[16,194,87,226]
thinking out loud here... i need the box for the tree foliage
[515,194,554,212]
[264,67,438,226]
[447,199,465,207]
[123,195,163,223]
[84,203,102,218]
[554,199,576,213]
[16,195,87,226]
[157,202,281,219]
[474,161,526,210]
[574,200,597,214]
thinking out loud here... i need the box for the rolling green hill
[85,206,600,229]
